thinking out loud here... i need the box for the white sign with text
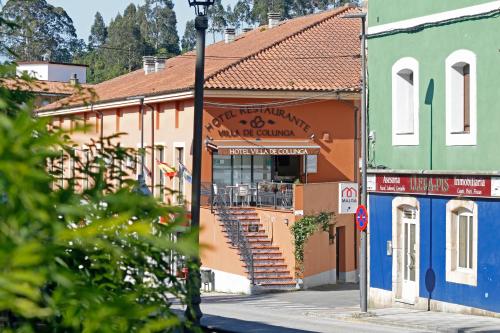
[339,182,359,214]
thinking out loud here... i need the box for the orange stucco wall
[200,207,247,277]
[52,99,195,204]
[295,182,357,278]
[254,208,296,276]
[201,98,356,184]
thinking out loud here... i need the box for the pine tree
[225,5,239,31]
[140,0,180,57]
[181,20,196,53]
[0,0,80,62]
[207,0,227,43]
[106,5,145,73]
[233,0,253,29]
[88,12,107,49]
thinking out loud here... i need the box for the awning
[208,140,320,156]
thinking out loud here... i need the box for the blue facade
[369,193,500,313]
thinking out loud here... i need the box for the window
[446,50,476,146]
[446,200,477,286]
[457,211,473,270]
[155,146,165,199]
[392,57,419,146]
[174,146,185,204]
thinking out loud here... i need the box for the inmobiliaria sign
[368,174,500,198]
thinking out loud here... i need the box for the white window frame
[154,143,166,199]
[445,49,477,146]
[446,199,478,286]
[392,57,420,146]
[173,142,186,205]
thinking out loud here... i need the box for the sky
[47,0,239,43]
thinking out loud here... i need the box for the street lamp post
[343,11,368,313]
[186,0,214,326]
[126,96,152,196]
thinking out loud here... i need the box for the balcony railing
[201,181,294,210]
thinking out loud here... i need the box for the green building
[366,0,500,315]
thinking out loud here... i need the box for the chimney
[143,56,155,75]
[154,56,167,72]
[69,73,79,86]
[224,27,236,43]
[268,12,281,29]
[242,27,253,33]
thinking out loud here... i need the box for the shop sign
[368,174,495,198]
[218,147,319,156]
[339,182,358,214]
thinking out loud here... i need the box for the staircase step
[246,263,288,269]
[250,246,280,252]
[246,258,285,265]
[257,280,296,286]
[245,265,290,275]
[253,275,293,280]
[250,253,283,259]
[246,236,271,242]
[248,271,291,278]
[256,282,298,290]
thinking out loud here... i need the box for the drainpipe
[91,103,104,153]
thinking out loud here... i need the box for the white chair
[236,184,250,206]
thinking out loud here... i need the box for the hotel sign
[368,174,500,198]
[218,147,320,156]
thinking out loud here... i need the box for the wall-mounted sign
[205,107,312,138]
[368,173,499,198]
[306,155,318,173]
[218,147,319,156]
[339,182,358,214]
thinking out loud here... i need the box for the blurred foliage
[0,42,198,333]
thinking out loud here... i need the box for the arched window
[446,50,477,146]
[446,200,477,286]
[392,58,419,146]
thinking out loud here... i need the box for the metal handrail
[214,194,255,285]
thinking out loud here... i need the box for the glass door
[401,208,417,303]
[233,156,252,185]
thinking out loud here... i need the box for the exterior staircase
[216,207,297,292]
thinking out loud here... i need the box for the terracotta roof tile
[40,5,360,112]
[1,78,93,95]
[206,8,362,92]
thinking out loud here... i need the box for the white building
[16,61,87,84]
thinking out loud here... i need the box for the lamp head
[188,0,215,16]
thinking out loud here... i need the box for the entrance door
[401,208,418,303]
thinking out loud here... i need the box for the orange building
[39,5,362,293]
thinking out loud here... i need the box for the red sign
[355,205,368,231]
[369,174,493,198]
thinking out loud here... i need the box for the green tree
[181,19,196,53]
[233,0,253,29]
[207,0,227,43]
[0,0,80,62]
[0,30,198,332]
[139,0,181,57]
[88,11,107,49]
[225,4,239,30]
[106,5,145,74]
